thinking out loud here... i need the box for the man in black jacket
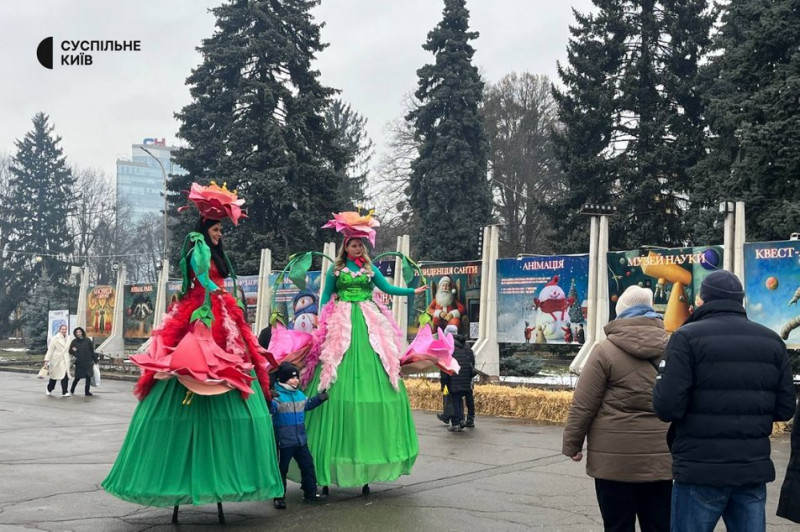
[653,270,795,532]
[440,324,476,432]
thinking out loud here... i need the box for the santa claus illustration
[426,276,466,332]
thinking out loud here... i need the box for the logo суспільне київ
[37,37,141,69]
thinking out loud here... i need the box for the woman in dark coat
[778,401,800,523]
[69,327,98,396]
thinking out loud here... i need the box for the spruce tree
[690,0,800,242]
[23,267,59,354]
[325,99,373,210]
[552,0,713,251]
[407,0,491,261]
[172,0,345,270]
[1,113,75,332]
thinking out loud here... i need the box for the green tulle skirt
[300,303,418,487]
[102,377,283,507]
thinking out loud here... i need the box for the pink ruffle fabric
[400,326,460,375]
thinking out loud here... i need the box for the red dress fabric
[131,262,275,401]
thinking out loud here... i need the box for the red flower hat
[178,181,246,225]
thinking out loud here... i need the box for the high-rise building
[116,138,186,223]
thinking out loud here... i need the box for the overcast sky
[0,0,595,181]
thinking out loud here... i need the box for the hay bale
[405,378,573,424]
[405,379,794,435]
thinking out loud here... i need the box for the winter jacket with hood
[562,316,672,482]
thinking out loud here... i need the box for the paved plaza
[0,370,796,531]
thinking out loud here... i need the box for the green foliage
[551,0,714,252]
[1,113,76,333]
[690,0,800,243]
[23,267,62,354]
[407,0,491,261]
[171,0,345,270]
[325,99,374,209]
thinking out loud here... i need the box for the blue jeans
[671,482,766,532]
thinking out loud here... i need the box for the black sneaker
[436,413,449,424]
[85,392,94,397]
[303,494,324,503]
[273,498,286,510]
[464,419,475,428]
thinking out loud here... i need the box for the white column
[733,201,746,282]
[391,234,410,348]
[254,249,272,333]
[595,215,610,343]
[570,216,599,373]
[473,225,500,378]
[97,265,127,359]
[75,266,89,329]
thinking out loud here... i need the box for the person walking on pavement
[563,286,672,532]
[43,324,72,397]
[69,327,97,396]
[653,270,796,532]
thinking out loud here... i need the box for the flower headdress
[322,208,380,247]
[178,181,246,226]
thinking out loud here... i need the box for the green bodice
[335,272,374,302]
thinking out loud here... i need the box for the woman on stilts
[102,182,284,523]
[297,211,453,495]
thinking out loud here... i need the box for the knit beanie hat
[276,362,299,384]
[444,324,459,335]
[700,270,744,303]
[616,285,654,315]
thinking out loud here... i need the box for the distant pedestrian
[69,327,97,396]
[653,270,795,532]
[777,402,800,524]
[440,324,476,432]
[43,324,72,397]
[563,286,672,532]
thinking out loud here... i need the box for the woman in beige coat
[562,286,672,532]
[43,324,72,397]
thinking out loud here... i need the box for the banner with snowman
[743,241,800,348]
[268,271,322,333]
[495,255,590,344]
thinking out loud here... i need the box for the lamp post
[140,146,168,260]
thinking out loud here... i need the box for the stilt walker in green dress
[102,182,284,523]
[298,211,435,494]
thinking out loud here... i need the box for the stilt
[217,502,225,524]
[362,484,370,495]
[171,505,179,524]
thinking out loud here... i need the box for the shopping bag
[91,364,101,387]
[37,366,48,379]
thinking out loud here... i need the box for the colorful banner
[86,285,116,339]
[496,255,589,344]
[269,271,322,333]
[122,284,156,340]
[407,261,481,339]
[607,246,724,332]
[744,241,800,348]
[47,310,69,346]
[166,276,261,324]
[372,260,396,310]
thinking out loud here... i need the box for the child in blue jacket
[270,362,328,509]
